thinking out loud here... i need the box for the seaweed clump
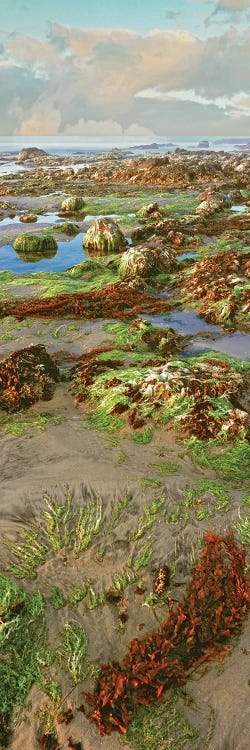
[0,344,59,411]
[180,251,250,327]
[0,282,171,322]
[83,532,249,735]
[83,218,126,255]
[75,355,249,441]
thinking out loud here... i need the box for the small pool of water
[231,204,247,213]
[0,232,88,273]
[183,331,250,361]
[0,212,61,227]
[0,161,30,176]
[0,232,131,273]
[142,310,221,335]
[142,310,250,360]
[177,252,198,261]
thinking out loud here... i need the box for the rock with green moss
[137,202,164,220]
[83,218,126,255]
[119,242,176,278]
[13,234,58,256]
[119,246,156,278]
[61,196,85,213]
[56,221,79,235]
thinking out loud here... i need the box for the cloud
[0,24,250,135]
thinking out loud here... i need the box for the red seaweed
[83,532,249,736]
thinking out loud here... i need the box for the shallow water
[230,204,247,213]
[183,331,250,360]
[177,252,198,261]
[142,310,250,360]
[143,310,221,335]
[0,232,88,273]
[0,161,30,176]
[0,212,61,227]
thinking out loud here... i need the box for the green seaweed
[124,689,200,750]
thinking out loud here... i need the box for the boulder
[17,147,48,162]
[119,242,176,279]
[0,344,59,411]
[13,234,57,255]
[20,213,38,223]
[83,218,126,255]
[61,196,85,213]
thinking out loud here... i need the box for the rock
[196,193,231,215]
[13,234,57,258]
[136,202,164,220]
[0,344,59,411]
[17,147,48,162]
[228,189,244,203]
[197,141,210,149]
[119,242,176,279]
[19,213,38,223]
[83,218,126,255]
[61,196,85,213]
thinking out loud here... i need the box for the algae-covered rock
[196,193,231,215]
[20,213,38,223]
[119,246,156,278]
[13,234,57,255]
[61,196,85,213]
[17,147,48,162]
[0,344,59,411]
[83,218,126,255]
[56,222,79,235]
[119,242,176,279]
[137,202,164,220]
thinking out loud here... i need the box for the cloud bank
[0,23,249,135]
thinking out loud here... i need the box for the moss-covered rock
[83,218,126,255]
[61,196,85,213]
[119,242,177,279]
[13,234,57,255]
[56,221,79,235]
[136,202,164,220]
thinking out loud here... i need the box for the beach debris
[83,532,249,735]
[0,344,59,411]
[83,218,126,255]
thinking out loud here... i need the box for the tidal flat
[0,145,249,750]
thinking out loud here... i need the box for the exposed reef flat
[0,148,249,750]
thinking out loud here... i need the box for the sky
[0,0,249,136]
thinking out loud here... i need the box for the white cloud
[0,25,249,135]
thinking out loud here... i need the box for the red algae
[83,532,249,736]
[0,282,171,322]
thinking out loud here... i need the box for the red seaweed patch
[83,532,249,735]
[0,282,171,322]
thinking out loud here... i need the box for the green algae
[0,576,51,740]
[124,690,200,750]
[186,437,250,483]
